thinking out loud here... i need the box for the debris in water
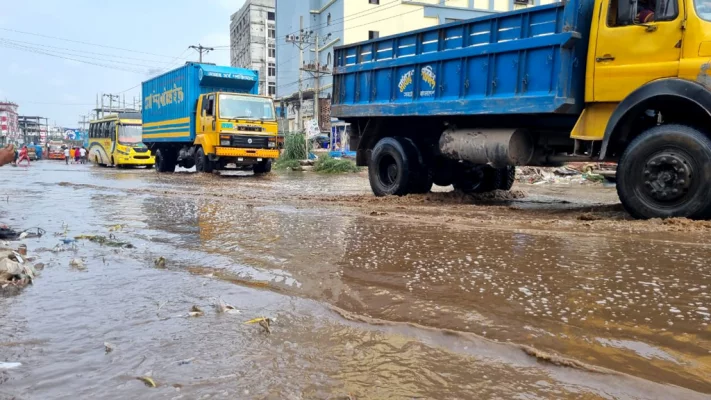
[136,376,157,388]
[69,258,86,270]
[60,238,76,244]
[74,235,134,248]
[189,305,204,317]
[154,257,166,269]
[177,358,194,366]
[0,362,22,370]
[245,317,272,334]
[104,342,115,354]
[108,224,123,232]
[215,298,239,314]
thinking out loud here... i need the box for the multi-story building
[230,0,277,97]
[0,102,19,146]
[276,0,551,132]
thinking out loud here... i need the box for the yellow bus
[88,112,155,167]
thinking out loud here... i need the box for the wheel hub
[642,152,692,202]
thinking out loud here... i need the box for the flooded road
[1,161,710,399]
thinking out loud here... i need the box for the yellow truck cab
[142,63,278,174]
[194,92,279,172]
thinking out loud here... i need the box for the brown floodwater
[0,161,709,399]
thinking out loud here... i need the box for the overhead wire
[0,27,175,58]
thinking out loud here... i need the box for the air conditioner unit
[513,0,530,4]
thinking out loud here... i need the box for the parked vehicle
[88,112,154,167]
[332,0,711,219]
[48,142,65,160]
[142,63,279,174]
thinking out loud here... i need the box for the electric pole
[189,44,214,63]
[302,33,332,134]
[286,17,312,133]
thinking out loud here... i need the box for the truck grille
[133,148,149,153]
[238,125,264,132]
[231,135,269,148]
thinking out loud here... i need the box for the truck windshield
[118,124,144,146]
[696,0,711,19]
[219,94,275,120]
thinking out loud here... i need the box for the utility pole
[302,33,332,135]
[287,16,312,133]
[189,44,214,63]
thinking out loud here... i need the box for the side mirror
[617,0,637,26]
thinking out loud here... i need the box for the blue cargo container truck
[142,62,279,173]
[332,0,711,219]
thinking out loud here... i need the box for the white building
[230,0,276,97]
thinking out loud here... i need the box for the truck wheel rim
[641,151,693,203]
[377,155,398,187]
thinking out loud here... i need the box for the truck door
[593,0,684,101]
[199,94,216,135]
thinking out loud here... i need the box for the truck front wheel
[369,137,423,196]
[253,159,272,175]
[155,149,176,173]
[617,124,711,219]
[196,147,214,173]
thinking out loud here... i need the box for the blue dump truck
[332,0,711,219]
[142,63,279,173]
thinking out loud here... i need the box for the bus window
[109,121,117,140]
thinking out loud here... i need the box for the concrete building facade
[0,102,19,146]
[230,0,277,97]
[275,0,552,132]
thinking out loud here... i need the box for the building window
[267,11,275,21]
[327,52,332,66]
[268,43,275,58]
[368,30,379,40]
[268,82,276,96]
[327,13,332,25]
[268,26,275,39]
[268,62,276,77]
[369,0,380,4]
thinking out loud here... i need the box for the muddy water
[0,162,709,399]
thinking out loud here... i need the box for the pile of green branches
[313,155,360,174]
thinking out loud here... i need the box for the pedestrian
[0,144,14,167]
[64,146,70,165]
[17,145,30,166]
[74,147,81,164]
[80,146,87,164]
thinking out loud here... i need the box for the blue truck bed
[331,0,592,118]
[142,63,259,143]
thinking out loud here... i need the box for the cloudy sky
[0,0,243,127]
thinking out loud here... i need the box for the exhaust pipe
[439,128,534,167]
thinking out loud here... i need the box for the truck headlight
[220,140,230,146]
[268,142,276,148]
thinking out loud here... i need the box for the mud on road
[1,162,710,399]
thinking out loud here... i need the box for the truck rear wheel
[253,159,272,175]
[453,165,515,193]
[196,147,214,173]
[617,124,711,219]
[155,149,176,173]
[369,137,423,196]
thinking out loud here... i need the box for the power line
[0,27,175,58]
[0,39,163,69]
[0,42,146,73]
[114,48,192,95]
[0,37,177,65]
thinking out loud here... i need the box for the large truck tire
[617,124,711,219]
[155,148,176,173]
[453,165,515,193]
[369,137,422,196]
[253,159,272,175]
[493,166,516,191]
[196,147,214,173]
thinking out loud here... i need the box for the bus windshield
[118,124,144,146]
[218,94,275,121]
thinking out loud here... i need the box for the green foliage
[313,155,360,174]
[273,158,301,170]
[281,132,308,161]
